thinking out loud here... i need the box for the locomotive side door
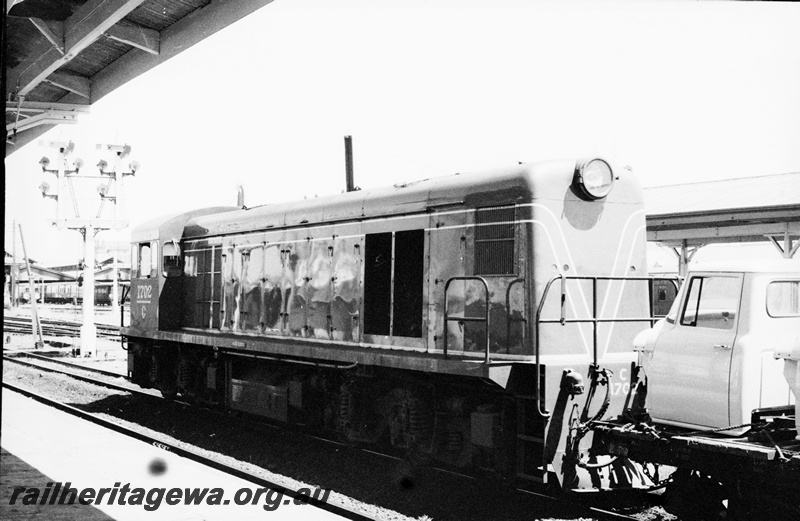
[159,239,183,330]
[646,273,743,429]
[428,209,467,353]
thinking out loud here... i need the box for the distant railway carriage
[123,158,667,488]
[34,281,129,305]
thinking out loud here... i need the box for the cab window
[139,244,151,279]
[680,275,741,330]
[150,241,158,277]
[664,290,681,324]
[767,281,800,317]
[131,246,139,278]
[138,242,158,279]
[163,240,182,278]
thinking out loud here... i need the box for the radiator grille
[475,207,516,275]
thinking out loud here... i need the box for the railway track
[4,315,121,338]
[3,354,647,521]
[6,351,127,378]
[3,354,142,395]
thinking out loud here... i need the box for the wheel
[661,470,726,520]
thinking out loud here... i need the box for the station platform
[1,389,345,520]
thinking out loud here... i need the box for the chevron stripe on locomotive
[123,157,661,488]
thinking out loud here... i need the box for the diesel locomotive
[122,157,665,489]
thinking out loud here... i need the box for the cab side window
[680,276,741,330]
[138,242,158,279]
[767,281,800,317]
[131,246,140,278]
[139,244,151,279]
[163,241,182,278]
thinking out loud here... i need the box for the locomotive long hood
[181,158,637,240]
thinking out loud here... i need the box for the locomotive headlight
[575,158,614,200]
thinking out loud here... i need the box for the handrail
[119,283,131,328]
[443,276,490,363]
[533,274,680,419]
[505,278,526,354]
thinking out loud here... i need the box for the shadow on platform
[0,448,116,520]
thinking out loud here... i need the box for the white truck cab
[634,260,800,433]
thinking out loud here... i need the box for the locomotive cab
[127,207,238,335]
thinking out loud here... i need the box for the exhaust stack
[344,135,357,192]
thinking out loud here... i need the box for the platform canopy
[644,172,800,268]
[5,0,274,156]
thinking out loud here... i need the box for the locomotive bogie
[129,338,519,474]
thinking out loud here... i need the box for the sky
[5,0,800,268]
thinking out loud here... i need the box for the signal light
[39,182,57,200]
[39,157,50,171]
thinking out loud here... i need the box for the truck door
[648,273,743,429]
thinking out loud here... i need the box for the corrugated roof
[644,172,800,216]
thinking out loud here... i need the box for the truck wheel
[661,469,726,520]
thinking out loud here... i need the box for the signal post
[38,141,138,357]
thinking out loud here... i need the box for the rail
[443,276,490,363]
[3,315,121,338]
[533,275,680,418]
[6,351,127,379]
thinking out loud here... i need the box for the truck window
[680,275,741,330]
[767,281,800,317]
[664,292,680,324]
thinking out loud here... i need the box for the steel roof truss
[648,222,800,245]
[28,18,65,55]
[9,0,148,99]
[767,231,800,259]
[5,101,89,142]
[105,20,160,55]
[5,101,91,114]
[6,111,80,137]
[45,72,91,99]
